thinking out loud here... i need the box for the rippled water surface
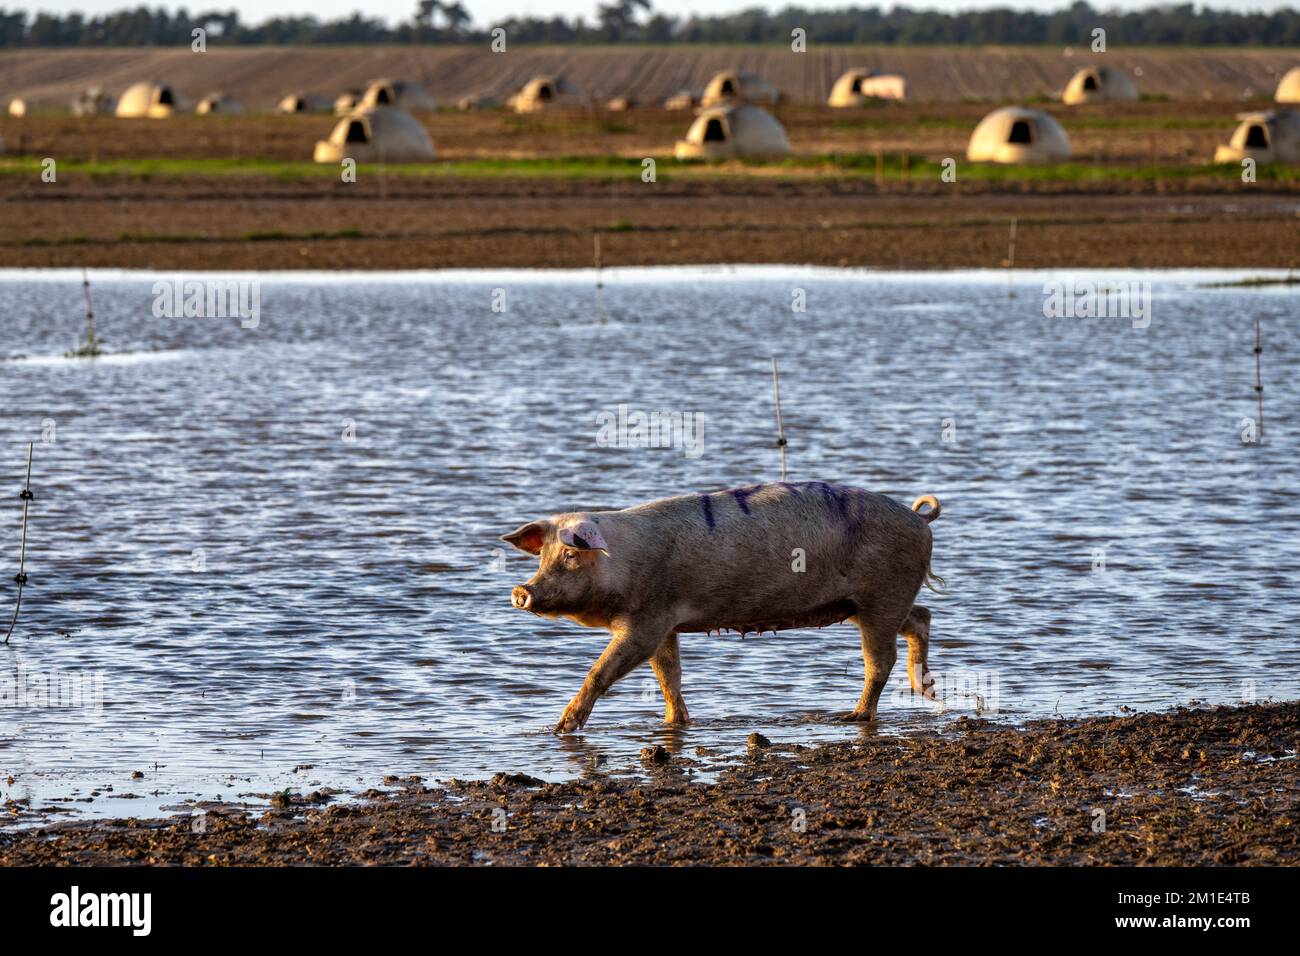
[1,267,1296,820]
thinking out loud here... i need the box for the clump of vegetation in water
[64,335,103,359]
[67,270,104,358]
[1201,275,1298,288]
[64,267,105,361]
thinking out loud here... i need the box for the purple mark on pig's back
[730,484,762,514]
[699,494,716,530]
[696,480,871,532]
[778,480,872,532]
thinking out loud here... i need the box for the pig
[502,480,943,733]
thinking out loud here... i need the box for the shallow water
[0,266,1296,822]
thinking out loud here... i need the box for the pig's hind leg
[649,633,690,726]
[555,617,672,734]
[902,605,936,699]
[844,604,912,722]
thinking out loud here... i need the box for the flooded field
[0,266,1296,824]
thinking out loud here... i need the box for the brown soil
[2,702,1296,866]
[1,45,1293,109]
[3,103,1299,272]
[2,175,1297,271]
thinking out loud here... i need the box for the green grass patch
[834,114,1231,131]
[1200,274,1300,287]
[0,152,1294,185]
[833,115,973,131]
[243,228,364,241]
[0,155,655,181]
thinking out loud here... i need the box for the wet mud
[3,701,1295,865]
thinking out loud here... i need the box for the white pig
[503,480,942,733]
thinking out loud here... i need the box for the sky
[18,0,1298,28]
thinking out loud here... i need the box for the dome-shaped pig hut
[278,93,325,114]
[115,82,181,118]
[700,70,782,107]
[828,69,907,106]
[1214,111,1300,165]
[196,93,242,115]
[664,89,696,110]
[510,75,588,113]
[360,78,436,112]
[1062,66,1138,105]
[967,107,1072,164]
[73,87,115,116]
[675,104,791,160]
[1276,67,1300,104]
[457,93,500,111]
[313,108,436,164]
[334,90,361,115]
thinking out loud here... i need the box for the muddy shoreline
[2,701,1295,865]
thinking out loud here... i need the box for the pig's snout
[511,585,534,610]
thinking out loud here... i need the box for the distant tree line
[2,2,1299,48]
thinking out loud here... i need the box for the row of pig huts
[6,65,1300,166]
[39,77,441,118]
[16,64,1300,118]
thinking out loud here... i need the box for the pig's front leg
[650,633,689,726]
[555,617,670,734]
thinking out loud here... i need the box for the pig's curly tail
[912,495,945,592]
[911,494,942,523]
[922,564,947,594]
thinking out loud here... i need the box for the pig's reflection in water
[648,724,690,755]
[554,732,615,777]
[555,721,692,777]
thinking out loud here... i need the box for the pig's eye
[562,549,580,565]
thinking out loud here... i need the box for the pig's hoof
[840,710,878,723]
[554,713,584,734]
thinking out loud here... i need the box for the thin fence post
[594,231,605,321]
[1005,217,1017,298]
[1255,318,1264,439]
[82,266,95,351]
[4,442,34,645]
[771,357,787,481]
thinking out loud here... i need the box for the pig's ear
[557,520,609,553]
[501,520,550,555]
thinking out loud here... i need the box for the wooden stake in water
[771,357,788,481]
[81,266,96,351]
[1255,318,1265,439]
[3,443,34,645]
[1005,217,1017,299]
[66,267,103,358]
[594,231,605,321]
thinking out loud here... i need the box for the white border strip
[0,265,1294,286]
